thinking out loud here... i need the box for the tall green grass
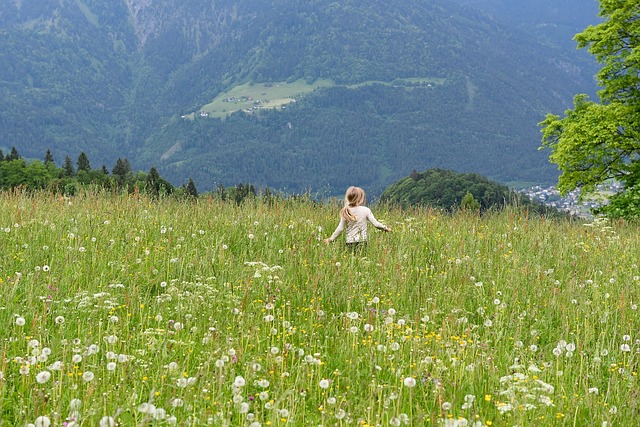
[0,189,638,426]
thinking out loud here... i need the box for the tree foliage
[0,147,174,197]
[540,0,640,218]
[77,152,91,172]
[380,168,561,216]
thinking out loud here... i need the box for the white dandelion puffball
[234,376,246,387]
[16,317,26,326]
[36,371,51,384]
[99,416,115,427]
[82,371,95,382]
[319,379,330,389]
[69,399,82,410]
[403,377,417,387]
[34,416,51,427]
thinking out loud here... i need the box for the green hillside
[379,168,562,216]
[0,0,599,195]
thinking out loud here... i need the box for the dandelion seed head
[36,371,51,384]
[34,416,51,427]
[403,377,417,387]
[99,416,115,427]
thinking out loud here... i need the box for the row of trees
[0,147,280,203]
[0,147,194,198]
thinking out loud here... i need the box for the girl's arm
[324,218,346,243]
[367,211,392,232]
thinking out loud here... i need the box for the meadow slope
[0,191,638,426]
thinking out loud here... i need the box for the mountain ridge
[0,0,600,195]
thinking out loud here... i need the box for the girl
[324,186,391,250]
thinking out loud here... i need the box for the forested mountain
[0,0,600,195]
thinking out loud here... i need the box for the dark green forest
[0,0,599,196]
[380,168,562,216]
[149,79,562,195]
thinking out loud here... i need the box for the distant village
[183,95,295,119]
[519,182,621,218]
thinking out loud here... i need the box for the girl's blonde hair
[340,186,366,222]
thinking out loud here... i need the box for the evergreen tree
[235,183,246,205]
[185,178,198,198]
[7,146,21,161]
[112,158,132,185]
[63,155,75,177]
[0,149,4,162]
[77,152,91,172]
[44,149,55,165]
[217,183,227,201]
[146,167,174,197]
[101,165,109,175]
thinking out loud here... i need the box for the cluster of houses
[520,182,622,217]
[223,96,255,103]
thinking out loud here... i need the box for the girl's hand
[323,238,332,244]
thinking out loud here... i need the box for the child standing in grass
[324,186,391,251]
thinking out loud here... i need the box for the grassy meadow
[0,190,639,426]
[199,80,334,118]
[196,77,445,119]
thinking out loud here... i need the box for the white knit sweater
[328,205,387,243]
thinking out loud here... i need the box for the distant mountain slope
[0,0,600,194]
